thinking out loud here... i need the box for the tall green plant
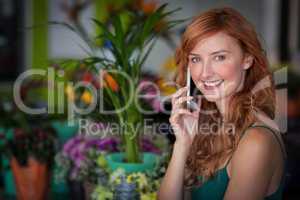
[52,4,183,163]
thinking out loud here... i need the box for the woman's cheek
[190,64,203,77]
[214,62,239,80]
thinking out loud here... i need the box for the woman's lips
[203,80,224,90]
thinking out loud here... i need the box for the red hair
[174,7,275,187]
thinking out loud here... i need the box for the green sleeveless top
[191,124,287,200]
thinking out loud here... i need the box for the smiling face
[188,31,253,103]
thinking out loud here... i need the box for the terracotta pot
[10,157,50,200]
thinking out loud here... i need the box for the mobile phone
[186,67,199,112]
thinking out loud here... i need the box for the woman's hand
[158,87,200,200]
[169,86,201,153]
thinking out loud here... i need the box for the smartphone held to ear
[186,67,199,112]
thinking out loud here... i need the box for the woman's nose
[201,61,214,79]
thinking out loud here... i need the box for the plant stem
[123,106,142,163]
[124,132,140,163]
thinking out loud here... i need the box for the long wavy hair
[174,7,276,188]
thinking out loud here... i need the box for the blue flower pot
[51,120,78,143]
[106,152,159,173]
[50,171,68,195]
[3,166,16,196]
[2,156,16,197]
[0,128,16,196]
[51,121,78,195]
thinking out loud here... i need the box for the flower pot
[10,157,50,200]
[105,152,159,173]
[3,167,16,196]
[2,158,16,196]
[51,121,77,195]
[1,128,17,196]
[50,177,69,196]
[51,120,78,143]
[50,162,69,195]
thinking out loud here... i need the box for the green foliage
[0,127,57,167]
[0,81,57,166]
[49,3,183,163]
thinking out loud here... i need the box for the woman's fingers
[173,86,188,98]
[170,108,199,138]
[169,108,196,124]
[174,96,194,107]
[169,88,201,138]
[171,87,188,104]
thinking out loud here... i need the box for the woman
[158,7,286,200]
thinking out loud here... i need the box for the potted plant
[105,135,170,200]
[51,2,183,171]
[0,118,56,200]
[0,80,57,199]
[55,135,118,200]
[54,131,165,199]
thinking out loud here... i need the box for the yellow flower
[154,180,160,188]
[157,78,177,96]
[79,63,86,69]
[65,84,75,101]
[115,177,121,185]
[159,56,177,83]
[136,173,148,189]
[81,90,93,104]
[141,192,157,200]
[162,56,176,71]
[96,154,107,168]
[126,172,148,190]
[127,175,134,183]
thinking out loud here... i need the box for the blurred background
[0,0,299,199]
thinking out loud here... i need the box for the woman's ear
[243,54,254,70]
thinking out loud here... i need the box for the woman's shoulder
[225,122,286,197]
[229,122,285,177]
[239,122,286,159]
[241,124,280,150]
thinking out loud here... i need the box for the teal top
[191,124,287,200]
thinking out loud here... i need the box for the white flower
[109,168,125,184]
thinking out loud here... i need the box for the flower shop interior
[0,0,299,199]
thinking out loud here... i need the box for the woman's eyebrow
[210,50,230,55]
[189,53,201,56]
[189,50,230,56]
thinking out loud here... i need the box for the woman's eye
[191,57,201,63]
[214,55,226,61]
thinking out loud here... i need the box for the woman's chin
[203,94,222,102]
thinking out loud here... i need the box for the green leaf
[49,21,94,52]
